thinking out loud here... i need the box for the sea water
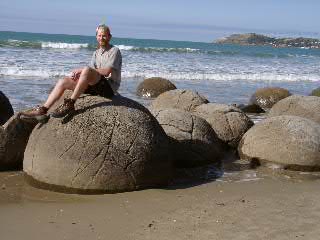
[0,31,319,111]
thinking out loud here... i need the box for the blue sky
[0,0,319,42]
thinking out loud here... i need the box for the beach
[1,30,320,240]
[1,166,320,240]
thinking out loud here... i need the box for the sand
[1,163,320,240]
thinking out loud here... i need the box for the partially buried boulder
[150,89,209,114]
[136,77,177,98]
[238,115,320,171]
[249,87,291,110]
[269,95,320,125]
[310,87,320,97]
[0,91,14,125]
[24,95,172,193]
[152,108,225,168]
[193,103,254,148]
[0,114,37,170]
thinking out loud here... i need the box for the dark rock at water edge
[249,87,291,110]
[310,87,320,97]
[136,77,177,98]
[24,94,173,194]
[0,114,37,170]
[0,91,14,125]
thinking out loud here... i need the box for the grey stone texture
[269,95,320,125]
[193,103,254,148]
[238,115,320,171]
[152,108,225,168]
[0,114,37,170]
[150,89,209,114]
[24,95,173,193]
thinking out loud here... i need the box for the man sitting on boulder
[20,24,122,121]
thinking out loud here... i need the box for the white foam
[41,42,88,49]
[115,45,135,51]
[122,71,320,82]
[0,67,67,78]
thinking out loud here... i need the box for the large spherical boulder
[0,114,37,170]
[152,108,225,168]
[0,91,14,125]
[150,89,209,114]
[238,115,320,171]
[269,95,320,125]
[136,77,177,98]
[249,87,291,110]
[310,87,320,97]
[193,103,254,148]
[24,95,173,193]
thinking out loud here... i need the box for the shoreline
[2,161,320,239]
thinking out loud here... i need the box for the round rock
[194,103,254,148]
[0,91,14,125]
[150,89,209,114]
[249,87,291,110]
[310,87,320,97]
[269,95,320,125]
[153,108,225,168]
[238,115,320,171]
[24,95,172,193]
[136,77,176,98]
[0,114,37,170]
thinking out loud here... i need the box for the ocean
[0,31,319,112]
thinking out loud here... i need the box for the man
[20,24,122,121]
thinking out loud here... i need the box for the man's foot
[19,106,49,121]
[51,98,75,118]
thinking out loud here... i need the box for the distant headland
[215,33,320,49]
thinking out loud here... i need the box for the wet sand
[1,162,320,240]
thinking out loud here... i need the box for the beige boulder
[136,77,176,98]
[193,103,254,148]
[269,95,320,125]
[238,115,320,171]
[24,95,173,193]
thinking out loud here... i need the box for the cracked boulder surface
[23,94,173,193]
[136,77,176,98]
[249,87,291,110]
[0,114,37,170]
[193,103,254,148]
[269,95,320,125]
[152,108,226,168]
[238,115,320,171]
[150,89,209,114]
[0,91,14,125]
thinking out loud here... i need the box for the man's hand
[71,68,82,80]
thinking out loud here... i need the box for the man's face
[96,28,111,47]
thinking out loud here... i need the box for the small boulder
[152,108,225,168]
[237,104,265,114]
[0,114,37,170]
[238,115,320,171]
[269,95,320,125]
[150,89,209,114]
[193,103,254,148]
[0,91,14,125]
[249,87,291,110]
[310,87,320,97]
[136,77,176,98]
[24,95,172,193]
